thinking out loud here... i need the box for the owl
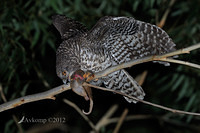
[52,15,176,103]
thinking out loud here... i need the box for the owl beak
[62,79,67,84]
[68,71,75,81]
[68,76,71,81]
[62,72,73,84]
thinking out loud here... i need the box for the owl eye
[62,71,67,76]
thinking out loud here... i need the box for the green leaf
[20,82,30,96]
[171,75,185,92]
[132,0,140,12]
[31,21,40,49]
[185,94,196,111]
[175,78,189,102]
[4,120,14,133]
[150,0,155,8]
[186,108,197,123]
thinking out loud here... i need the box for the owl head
[53,15,84,84]
[56,50,80,84]
[56,68,69,84]
[56,55,69,84]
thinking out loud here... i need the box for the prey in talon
[67,69,94,115]
[70,69,93,101]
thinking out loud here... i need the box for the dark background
[0,0,200,133]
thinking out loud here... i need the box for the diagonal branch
[0,84,70,112]
[0,43,200,113]
[83,83,200,116]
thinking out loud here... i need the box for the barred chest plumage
[79,41,112,73]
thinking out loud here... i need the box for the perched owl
[52,15,176,103]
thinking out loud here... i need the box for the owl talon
[83,71,94,82]
[70,70,94,82]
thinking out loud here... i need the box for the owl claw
[83,71,94,82]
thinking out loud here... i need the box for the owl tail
[103,69,145,103]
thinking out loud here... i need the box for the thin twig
[0,85,7,102]
[83,83,200,116]
[159,43,200,58]
[135,70,148,86]
[109,114,154,124]
[34,66,50,88]
[157,0,176,28]
[159,58,200,69]
[63,98,96,131]
[26,123,68,133]
[161,114,200,132]
[113,108,129,133]
[95,104,118,131]
[111,114,200,132]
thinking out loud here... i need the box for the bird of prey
[52,15,176,103]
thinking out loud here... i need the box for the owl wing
[52,15,88,40]
[87,16,176,65]
[86,16,176,103]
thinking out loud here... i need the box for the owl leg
[82,70,95,82]
[70,70,94,82]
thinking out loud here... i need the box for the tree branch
[0,84,70,112]
[0,43,200,113]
